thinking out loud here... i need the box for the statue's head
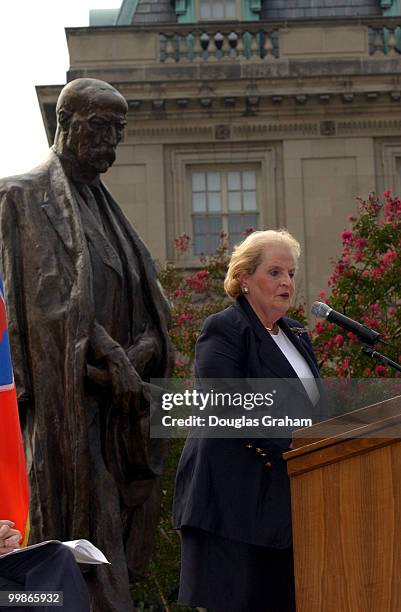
[54,78,128,178]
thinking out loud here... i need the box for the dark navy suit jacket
[172,295,321,548]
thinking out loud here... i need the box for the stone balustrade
[65,17,401,71]
[159,27,279,63]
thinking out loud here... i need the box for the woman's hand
[0,520,22,555]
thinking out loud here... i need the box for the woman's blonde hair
[224,229,301,299]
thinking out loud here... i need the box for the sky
[0,0,122,178]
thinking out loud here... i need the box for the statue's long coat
[0,150,173,611]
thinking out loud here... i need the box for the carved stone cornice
[122,88,401,118]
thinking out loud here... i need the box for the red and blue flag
[0,274,29,543]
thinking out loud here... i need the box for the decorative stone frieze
[122,114,401,143]
[233,122,319,136]
[126,125,213,139]
[337,118,401,134]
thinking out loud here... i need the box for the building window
[393,155,401,194]
[190,168,258,254]
[379,143,401,195]
[168,144,277,266]
[199,0,238,20]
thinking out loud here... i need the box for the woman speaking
[173,229,321,612]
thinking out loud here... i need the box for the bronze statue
[0,78,173,612]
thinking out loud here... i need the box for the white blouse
[270,328,320,406]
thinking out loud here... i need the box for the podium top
[284,393,401,473]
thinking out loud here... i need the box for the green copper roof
[88,0,401,27]
[116,0,139,24]
[381,0,401,15]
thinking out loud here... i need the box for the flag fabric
[0,274,29,542]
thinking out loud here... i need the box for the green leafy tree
[159,231,230,378]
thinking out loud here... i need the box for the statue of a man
[0,78,173,612]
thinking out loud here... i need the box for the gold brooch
[291,327,309,337]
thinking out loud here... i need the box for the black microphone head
[311,301,331,319]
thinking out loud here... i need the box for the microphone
[311,301,380,346]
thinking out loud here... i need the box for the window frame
[189,165,260,255]
[197,0,242,21]
[380,142,401,194]
[167,145,278,267]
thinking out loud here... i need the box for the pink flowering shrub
[159,233,229,378]
[312,192,401,378]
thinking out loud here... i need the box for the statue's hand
[106,347,143,410]
[0,520,22,556]
[127,333,161,377]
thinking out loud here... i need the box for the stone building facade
[38,0,401,305]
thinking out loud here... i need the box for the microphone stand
[361,344,401,374]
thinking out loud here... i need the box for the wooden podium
[284,395,401,612]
